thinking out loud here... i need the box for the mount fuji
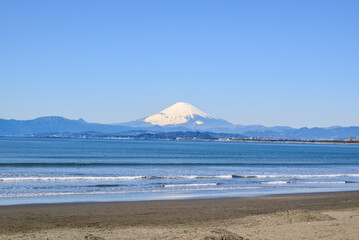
[121,102,235,132]
[1,102,358,140]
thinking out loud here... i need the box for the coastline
[1,191,359,239]
[21,136,359,145]
[229,139,359,145]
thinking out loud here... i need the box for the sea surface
[1,137,359,205]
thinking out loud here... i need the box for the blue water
[1,137,359,205]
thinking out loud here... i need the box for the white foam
[160,183,220,188]
[234,174,359,179]
[182,175,233,179]
[0,186,279,198]
[290,181,347,184]
[2,173,357,182]
[0,176,145,182]
[260,181,288,184]
[0,175,234,182]
[260,180,348,185]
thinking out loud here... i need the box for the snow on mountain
[144,102,216,126]
[119,102,299,133]
[119,102,235,132]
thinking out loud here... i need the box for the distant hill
[0,116,131,136]
[0,102,358,140]
[243,126,359,141]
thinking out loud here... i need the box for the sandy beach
[1,191,359,239]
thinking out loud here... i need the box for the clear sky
[1,0,358,128]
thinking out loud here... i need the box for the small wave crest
[2,174,358,182]
[260,181,289,184]
[0,186,282,198]
[260,181,349,185]
[0,176,144,182]
[159,183,221,188]
[0,175,233,182]
[232,174,359,179]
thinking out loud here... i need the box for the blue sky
[1,0,358,128]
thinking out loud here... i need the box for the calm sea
[1,137,359,205]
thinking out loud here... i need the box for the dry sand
[1,191,359,239]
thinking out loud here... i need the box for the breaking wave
[0,175,233,182]
[260,181,349,185]
[159,183,221,188]
[0,186,290,198]
[232,174,359,179]
[2,173,359,182]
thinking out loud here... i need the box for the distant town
[26,131,359,145]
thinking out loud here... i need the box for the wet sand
[1,191,359,239]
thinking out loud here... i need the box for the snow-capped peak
[144,102,215,126]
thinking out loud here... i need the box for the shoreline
[22,136,359,145]
[1,191,359,239]
[2,190,359,211]
[229,139,359,145]
[0,188,357,207]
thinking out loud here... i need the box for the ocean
[1,137,359,205]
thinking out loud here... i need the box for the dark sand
[1,191,359,239]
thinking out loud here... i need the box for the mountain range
[1,102,358,140]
